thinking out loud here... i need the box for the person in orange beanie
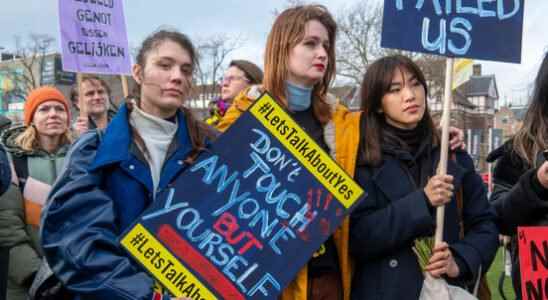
[24,86,71,127]
[0,85,73,300]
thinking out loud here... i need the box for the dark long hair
[357,55,439,166]
[512,53,548,167]
[133,29,214,163]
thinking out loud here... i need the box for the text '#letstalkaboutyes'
[250,94,363,207]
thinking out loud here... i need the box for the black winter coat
[487,141,548,299]
[350,144,498,300]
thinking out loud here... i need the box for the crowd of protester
[1,4,547,300]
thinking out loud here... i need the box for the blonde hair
[14,126,73,153]
[264,4,337,124]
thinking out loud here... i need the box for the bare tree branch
[0,34,55,110]
[194,34,244,104]
[335,1,445,101]
[335,1,383,83]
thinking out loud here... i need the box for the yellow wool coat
[216,86,361,300]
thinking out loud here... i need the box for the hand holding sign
[423,174,454,207]
[73,115,90,136]
[120,93,364,299]
[425,242,460,278]
[536,161,548,189]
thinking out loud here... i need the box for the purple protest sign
[58,0,131,74]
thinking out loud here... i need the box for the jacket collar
[380,126,432,163]
[90,104,192,172]
[1,125,71,158]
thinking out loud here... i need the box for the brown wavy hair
[512,53,548,167]
[264,4,337,125]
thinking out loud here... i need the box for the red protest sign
[518,227,548,300]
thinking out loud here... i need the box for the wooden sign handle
[121,75,129,98]
[434,57,455,246]
[77,73,87,120]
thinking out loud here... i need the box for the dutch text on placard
[58,0,131,74]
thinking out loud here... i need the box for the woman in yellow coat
[216,6,463,300]
[217,5,359,300]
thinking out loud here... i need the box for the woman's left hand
[448,126,465,150]
[424,242,460,278]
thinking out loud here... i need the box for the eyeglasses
[220,75,249,84]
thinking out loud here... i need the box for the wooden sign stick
[77,73,87,120]
[121,75,129,98]
[434,57,455,246]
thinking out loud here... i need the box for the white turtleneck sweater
[129,104,178,195]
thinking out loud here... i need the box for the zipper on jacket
[50,155,58,180]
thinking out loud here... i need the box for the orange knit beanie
[24,86,71,126]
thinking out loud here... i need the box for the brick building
[494,105,527,140]
[429,65,499,172]
[0,52,136,122]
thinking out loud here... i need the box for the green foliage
[486,248,515,300]
[413,237,434,270]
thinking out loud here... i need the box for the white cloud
[479,1,547,105]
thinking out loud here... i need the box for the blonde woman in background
[0,86,72,300]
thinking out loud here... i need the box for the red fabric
[152,291,163,300]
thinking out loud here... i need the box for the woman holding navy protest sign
[217,6,465,300]
[349,55,498,300]
[39,29,215,300]
[486,52,548,299]
[217,5,361,300]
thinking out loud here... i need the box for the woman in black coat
[349,55,499,300]
[487,53,548,299]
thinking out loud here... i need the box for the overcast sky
[0,0,545,106]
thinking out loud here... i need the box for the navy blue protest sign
[381,0,524,63]
[120,93,364,299]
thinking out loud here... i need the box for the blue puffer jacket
[40,104,212,300]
